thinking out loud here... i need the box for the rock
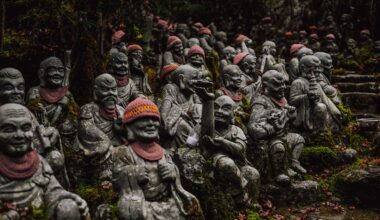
[334,167,380,207]
[300,146,339,172]
[265,180,320,206]
[342,148,358,163]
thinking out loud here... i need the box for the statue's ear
[125,125,135,142]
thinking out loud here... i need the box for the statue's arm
[289,81,308,106]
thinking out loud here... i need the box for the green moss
[247,210,264,220]
[31,207,49,220]
[300,146,338,172]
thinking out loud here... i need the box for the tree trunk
[0,0,5,52]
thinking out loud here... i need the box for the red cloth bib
[0,149,40,179]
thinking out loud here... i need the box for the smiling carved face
[0,104,34,157]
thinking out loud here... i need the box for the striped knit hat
[167,36,182,50]
[160,63,179,79]
[123,98,160,124]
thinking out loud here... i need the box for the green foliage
[247,210,264,220]
[31,207,49,220]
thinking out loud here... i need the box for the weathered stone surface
[334,167,380,207]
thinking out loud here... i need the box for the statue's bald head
[0,104,31,123]
[0,68,25,105]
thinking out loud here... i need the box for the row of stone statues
[0,18,353,219]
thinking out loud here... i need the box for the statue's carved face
[189,54,204,68]
[127,117,160,143]
[224,67,242,89]
[173,44,184,56]
[0,105,33,157]
[0,70,25,105]
[214,96,235,125]
[116,42,127,54]
[223,47,237,61]
[321,57,333,75]
[94,75,118,109]
[241,55,256,76]
[300,57,320,80]
[347,39,357,51]
[109,53,129,76]
[130,50,143,65]
[45,62,65,88]
[266,73,286,99]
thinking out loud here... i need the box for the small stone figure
[234,34,255,55]
[298,30,308,46]
[160,65,205,151]
[220,46,237,73]
[128,44,153,96]
[188,95,260,207]
[290,55,341,133]
[216,65,244,105]
[110,30,127,55]
[359,29,373,50]
[343,38,358,59]
[308,34,321,52]
[233,52,261,102]
[314,52,342,105]
[163,35,186,65]
[112,98,201,220]
[75,73,125,182]
[323,34,339,61]
[26,57,78,132]
[288,44,306,82]
[248,70,306,184]
[107,52,144,108]
[214,31,228,57]
[0,104,89,220]
[339,14,354,43]
[260,41,289,82]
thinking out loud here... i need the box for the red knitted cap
[235,34,249,44]
[157,19,168,30]
[233,52,250,65]
[160,63,179,79]
[290,44,305,56]
[187,45,205,58]
[193,22,204,29]
[309,25,317,30]
[199,27,212,35]
[112,30,125,45]
[123,98,160,124]
[360,29,370,35]
[167,36,182,50]
[128,44,143,53]
[309,33,319,39]
[299,30,307,35]
[325,34,335,40]
[262,17,272,23]
[285,31,293,37]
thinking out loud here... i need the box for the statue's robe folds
[112,146,200,220]
[116,79,144,108]
[0,155,78,219]
[74,103,125,181]
[160,83,202,150]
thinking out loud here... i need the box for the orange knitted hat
[123,98,160,124]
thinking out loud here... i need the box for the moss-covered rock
[300,146,339,172]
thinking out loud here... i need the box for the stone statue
[159,63,179,85]
[339,14,354,43]
[159,65,206,152]
[214,31,228,58]
[163,35,186,65]
[289,46,313,83]
[112,98,202,220]
[110,30,127,55]
[259,41,289,82]
[308,34,321,52]
[107,52,144,108]
[288,44,305,82]
[314,52,342,105]
[322,34,339,61]
[234,34,255,55]
[359,29,373,50]
[188,94,260,207]
[220,46,237,71]
[343,38,358,59]
[128,44,153,96]
[233,52,261,102]
[247,70,306,184]
[0,67,67,183]
[75,73,125,182]
[216,65,245,105]
[175,23,189,46]
[289,55,341,133]
[298,30,308,46]
[26,57,78,133]
[0,104,89,220]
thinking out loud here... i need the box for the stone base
[264,180,320,206]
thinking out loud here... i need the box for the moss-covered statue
[248,70,306,184]
[112,98,202,220]
[26,57,78,133]
[0,67,67,184]
[75,73,125,182]
[188,93,260,207]
[0,104,89,220]
[128,44,153,97]
[107,52,144,108]
[290,55,341,134]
